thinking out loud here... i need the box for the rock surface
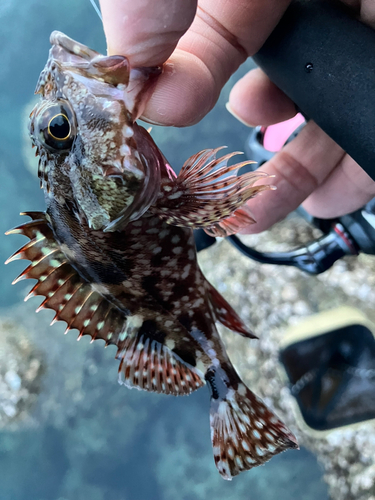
[0,318,44,427]
[198,213,375,500]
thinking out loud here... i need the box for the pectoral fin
[156,148,273,237]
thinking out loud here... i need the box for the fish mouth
[47,31,131,88]
[49,31,101,62]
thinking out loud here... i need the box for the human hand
[99,0,375,233]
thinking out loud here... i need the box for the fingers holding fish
[230,117,375,233]
[100,0,292,126]
[238,122,345,234]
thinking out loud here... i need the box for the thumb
[99,0,197,67]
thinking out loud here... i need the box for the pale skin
[99,0,375,234]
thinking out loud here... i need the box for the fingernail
[139,116,167,126]
[225,102,254,127]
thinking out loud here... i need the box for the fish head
[29,31,163,231]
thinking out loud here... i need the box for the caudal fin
[210,383,298,480]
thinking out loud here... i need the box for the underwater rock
[198,213,375,500]
[0,318,44,427]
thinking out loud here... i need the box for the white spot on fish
[119,330,127,341]
[168,191,183,200]
[159,229,169,238]
[122,125,134,138]
[192,298,204,308]
[255,446,265,456]
[242,440,250,451]
[120,144,131,156]
[238,384,246,396]
[166,339,175,349]
[181,264,191,280]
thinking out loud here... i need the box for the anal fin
[117,333,204,396]
[156,148,273,236]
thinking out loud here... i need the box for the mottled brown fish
[6,32,298,479]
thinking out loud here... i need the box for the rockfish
[6,32,298,479]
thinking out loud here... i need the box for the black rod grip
[253,0,375,181]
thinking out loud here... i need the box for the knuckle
[271,150,319,197]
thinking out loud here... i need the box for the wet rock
[198,214,375,500]
[0,318,44,427]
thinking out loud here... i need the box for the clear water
[0,1,328,499]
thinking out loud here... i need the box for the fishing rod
[253,0,375,181]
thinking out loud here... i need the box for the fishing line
[89,0,102,22]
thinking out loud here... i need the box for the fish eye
[48,113,71,141]
[36,100,76,152]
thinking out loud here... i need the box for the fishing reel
[195,116,375,274]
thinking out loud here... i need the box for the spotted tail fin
[209,380,298,480]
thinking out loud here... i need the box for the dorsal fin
[5,212,204,395]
